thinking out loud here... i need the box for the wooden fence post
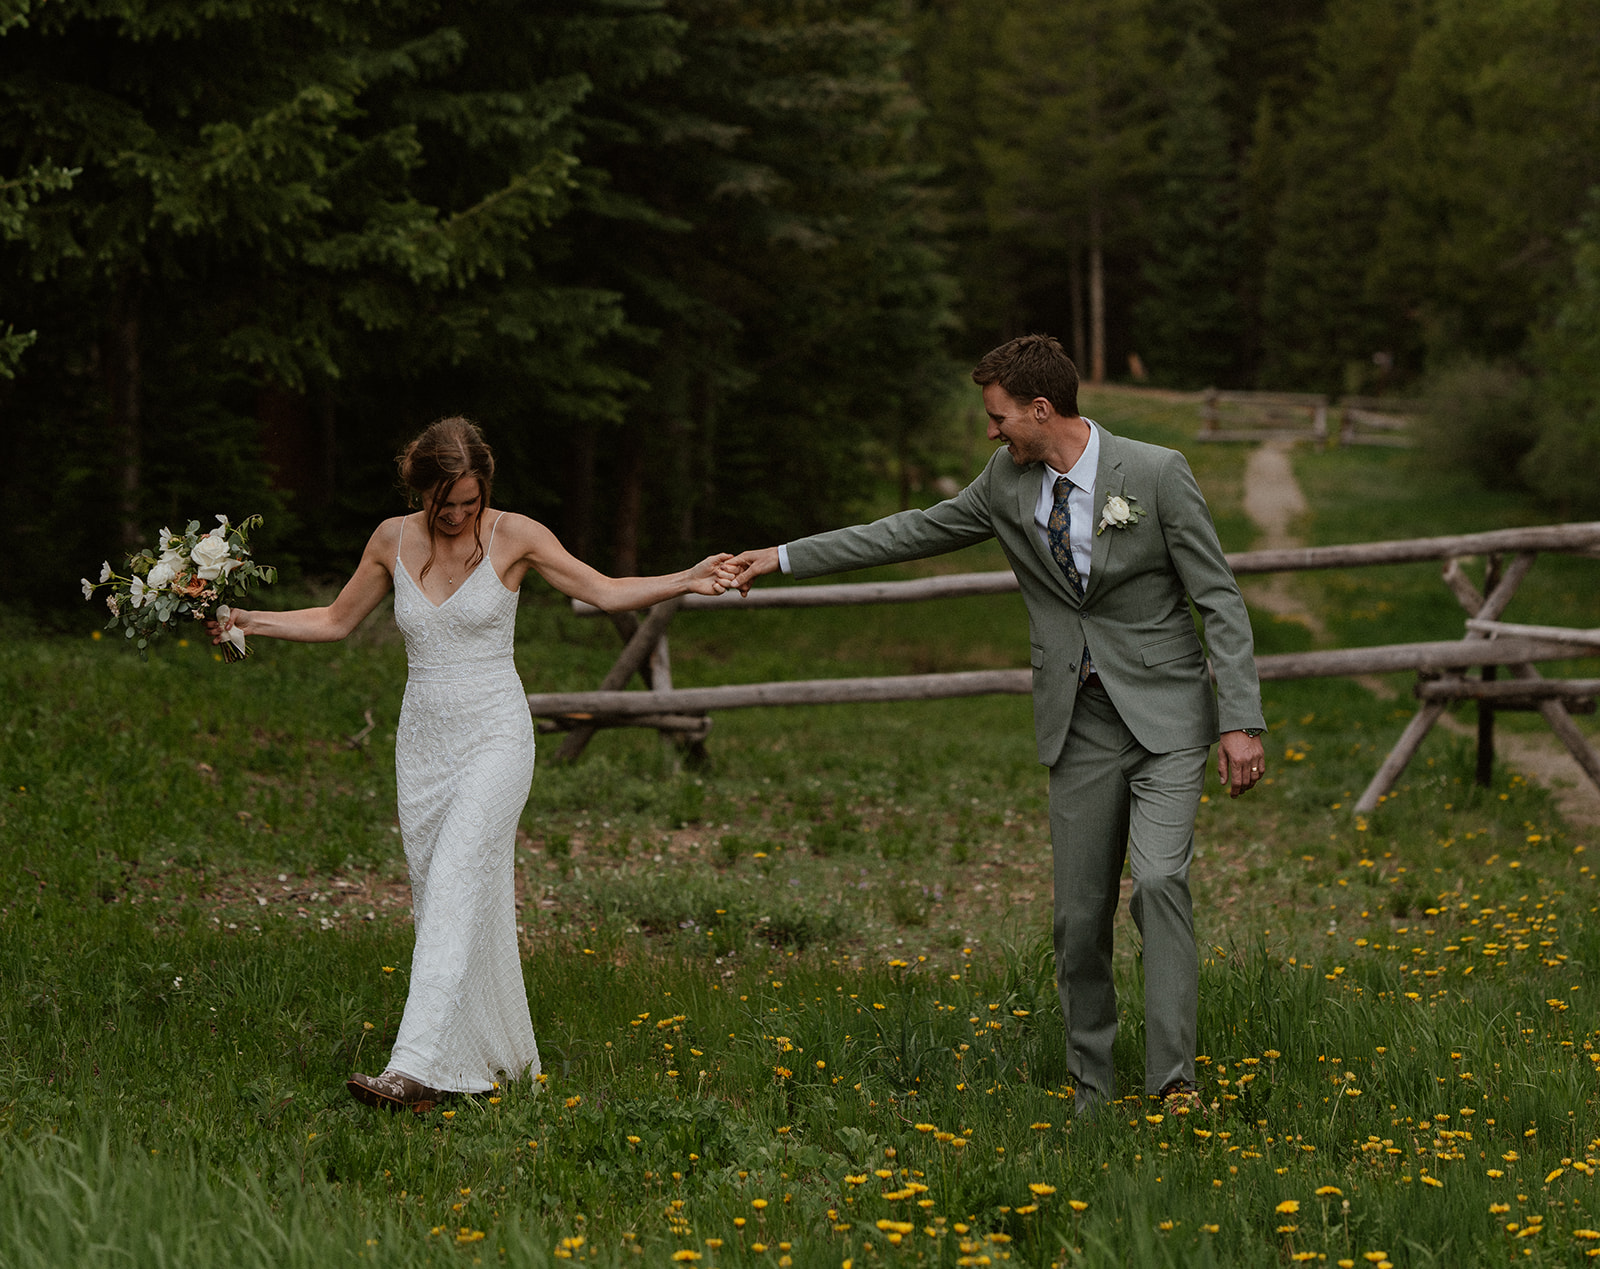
[554,597,685,763]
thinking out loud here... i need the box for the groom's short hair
[971,334,1080,418]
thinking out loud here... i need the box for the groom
[731,334,1266,1117]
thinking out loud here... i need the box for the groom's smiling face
[983,383,1051,467]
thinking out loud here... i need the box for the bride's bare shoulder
[490,511,555,548]
[365,515,411,559]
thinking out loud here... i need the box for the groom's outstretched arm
[734,451,1004,595]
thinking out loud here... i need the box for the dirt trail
[1239,440,1600,828]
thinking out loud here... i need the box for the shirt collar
[1044,419,1100,489]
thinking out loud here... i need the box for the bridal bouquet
[82,515,277,661]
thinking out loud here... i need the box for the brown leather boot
[347,1070,447,1113]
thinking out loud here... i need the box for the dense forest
[3,0,1599,604]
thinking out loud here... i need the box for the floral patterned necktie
[1048,476,1085,598]
[1048,476,1093,687]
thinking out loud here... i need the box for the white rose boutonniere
[1096,492,1146,535]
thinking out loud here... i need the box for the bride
[211,417,736,1110]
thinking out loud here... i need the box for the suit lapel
[1015,460,1081,606]
[1084,427,1124,601]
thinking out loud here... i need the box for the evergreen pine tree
[1258,0,1420,392]
[1133,31,1242,388]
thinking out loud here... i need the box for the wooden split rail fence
[527,523,1600,815]
[1197,389,1424,448]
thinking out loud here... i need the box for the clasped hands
[686,549,772,597]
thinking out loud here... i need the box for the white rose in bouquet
[147,552,184,590]
[191,531,233,580]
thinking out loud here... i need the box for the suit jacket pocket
[1030,645,1046,669]
[1140,630,1202,667]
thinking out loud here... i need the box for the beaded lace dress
[386,513,540,1093]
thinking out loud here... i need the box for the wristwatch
[1242,727,1267,737]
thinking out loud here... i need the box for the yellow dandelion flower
[1316,1186,1343,1197]
[670,1252,700,1263]
[564,1095,581,1109]
[1422,1176,1444,1188]
[1275,1200,1300,1215]
[1146,1114,1164,1125]
[1028,1183,1056,1197]
[1363,1254,1389,1264]
[750,1243,767,1253]
[1068,1200,1089,1213]
[845,1174,866,1185]
[1029,1122,1051,1131]
[1547,1168,1566,1184]
[751,1198,769,1210]
[1574,1230,1600,1240]
[1201,1225,1219,1234]
[705,1240,723,1250]
[441,1110,455,1120]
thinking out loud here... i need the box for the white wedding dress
[386,513,540,1093]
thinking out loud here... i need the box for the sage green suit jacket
[786,427,1265,766]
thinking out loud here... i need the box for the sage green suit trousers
[1049,678,1208,1112]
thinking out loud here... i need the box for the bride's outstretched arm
[508,515,735,611]
[207,521,397,645]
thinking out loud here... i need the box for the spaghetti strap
[485,511,502,556]
[395,515,406,566]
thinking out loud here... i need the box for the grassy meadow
[4,390,1600,1267]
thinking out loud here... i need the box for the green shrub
[1418,358,1538,487]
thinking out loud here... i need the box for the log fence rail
[530,522,1600,813]
[1197,388,1426,448]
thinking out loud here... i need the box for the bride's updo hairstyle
[397,416,496,583]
